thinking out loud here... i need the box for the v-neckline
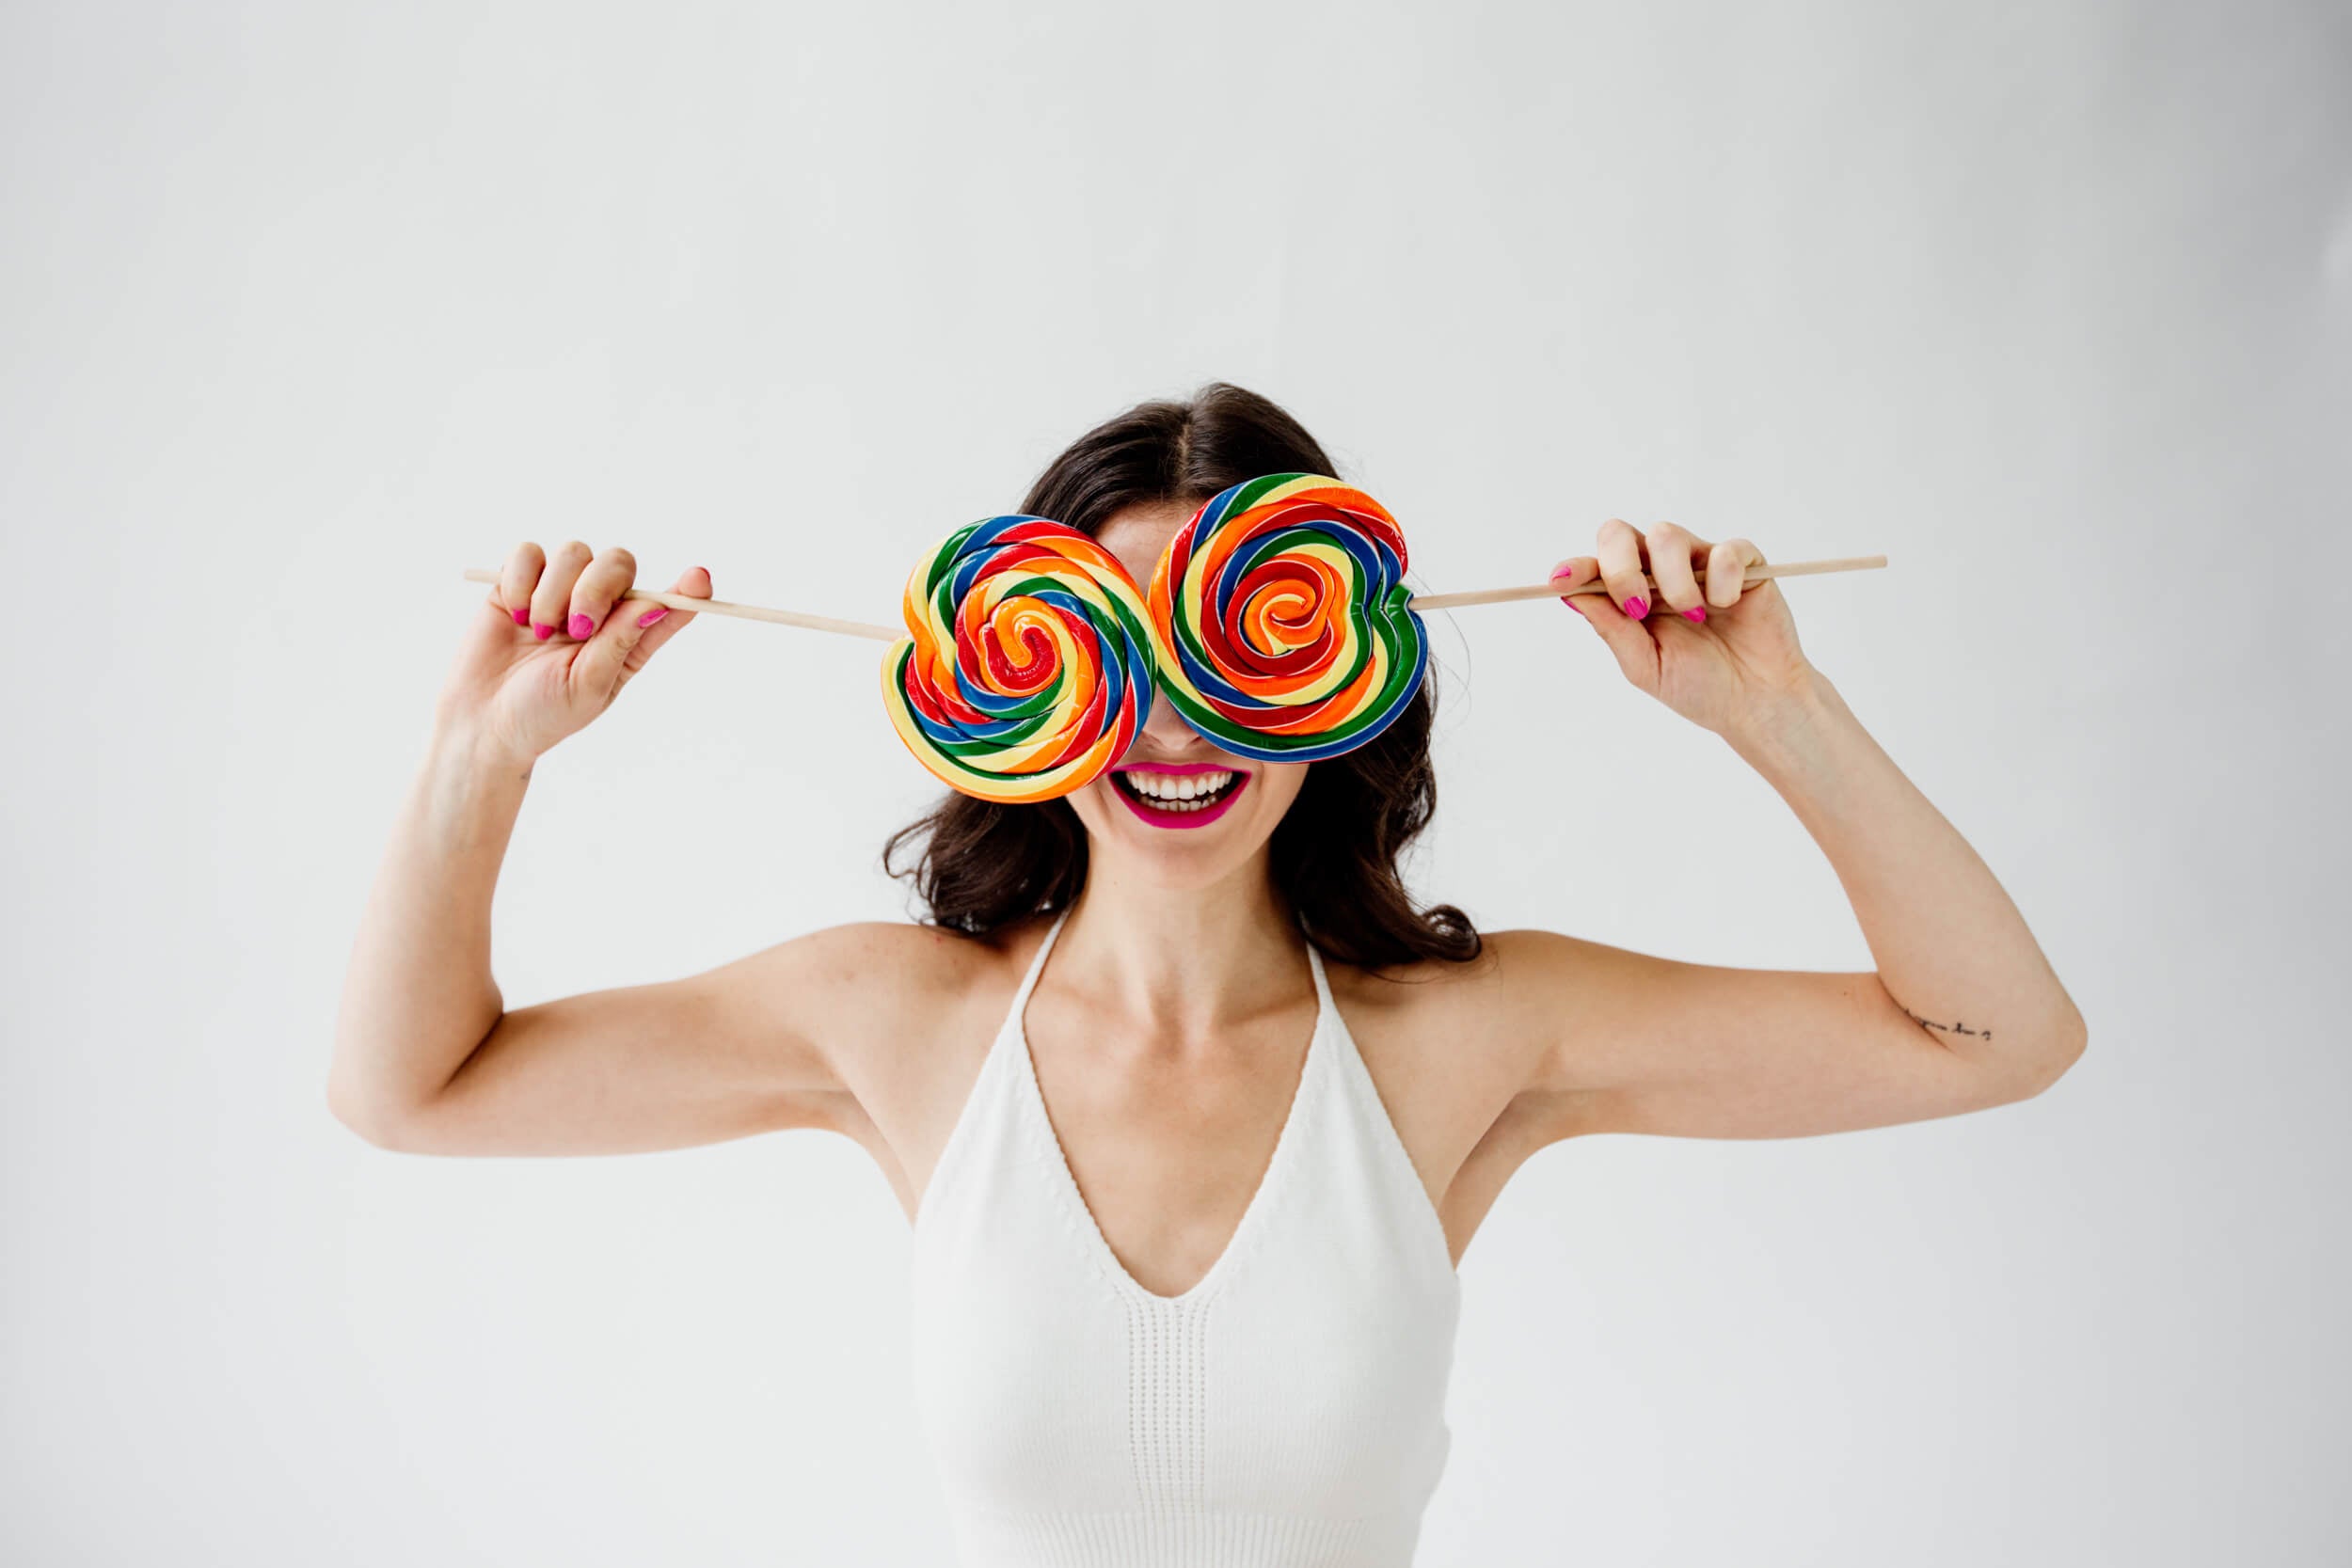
[1011,920,1325,1309]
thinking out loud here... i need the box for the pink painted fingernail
[1684,605,1707,623]
[511,606,530,626]
[532,622,553,641]
[1624,594,1648,618]
[636,607,670,628]
[568,612,596,639]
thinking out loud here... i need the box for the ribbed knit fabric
[911,911,1462,1566]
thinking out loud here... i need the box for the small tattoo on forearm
[1899,1002,1993,1043]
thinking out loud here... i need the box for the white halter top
[910,910,1462,1566]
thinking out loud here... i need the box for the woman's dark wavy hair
[882,382,1480,969]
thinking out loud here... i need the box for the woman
[328,383,2086,1564]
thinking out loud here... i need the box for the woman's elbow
[2012,1008,2089,1100]
[326,1072,422,1151]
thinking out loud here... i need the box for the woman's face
[1062,500,1309,891]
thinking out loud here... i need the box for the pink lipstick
[1107,762,1251,831]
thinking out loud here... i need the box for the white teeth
[1121,768,1235,805]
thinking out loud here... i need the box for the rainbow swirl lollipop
[1147,474,1428,763]
[881,515,1157,803]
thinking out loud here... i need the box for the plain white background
[5,0,2345,1561]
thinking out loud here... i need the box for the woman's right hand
[434,540,711,764]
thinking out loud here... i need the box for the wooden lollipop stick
[460,568,900,641]
[461,552,1886,643]
[1406,554,1887,611]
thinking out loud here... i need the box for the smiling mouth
[1108,765,1250,830]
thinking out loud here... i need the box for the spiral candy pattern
[1147,474,1428,763]
[881,515,1157,803]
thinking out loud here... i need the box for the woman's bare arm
[326,715,918,1155]
[396,924,951,1158]
[1507,668,2087,1140]
[326,720,537,1148]
[1499,529,2085,1142]
[326,543,902,1156]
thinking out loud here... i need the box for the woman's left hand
[1549,519,1816,740]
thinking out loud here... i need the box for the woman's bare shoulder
[724,913,1050,1021]
[1327,926,1607,994]
[715,913,1059,1090]
[724,914,1060,1198]
[1318,927,1564,1015]
[1321,927,1607,1097]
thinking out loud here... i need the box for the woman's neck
[1051,853,1311,1043]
